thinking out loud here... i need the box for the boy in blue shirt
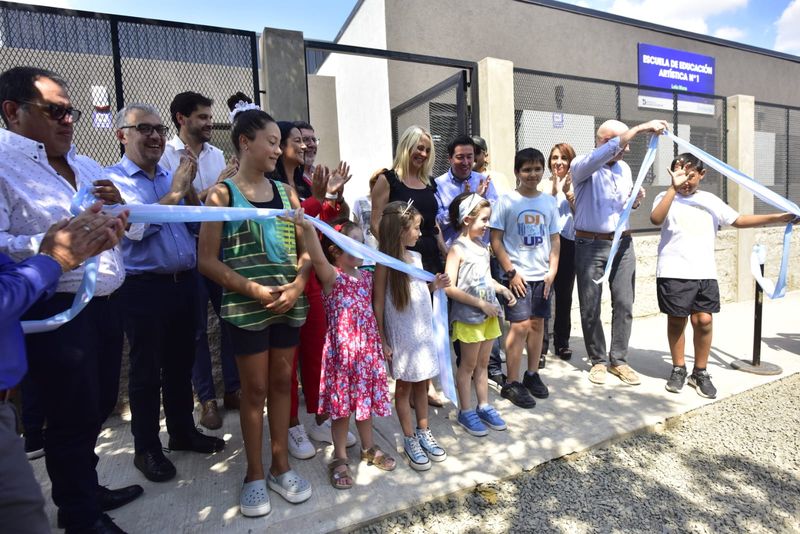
[650,153,796,398]
[490,148,561,409]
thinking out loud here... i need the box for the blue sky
[8,0,800,56]
[560,0,800,55]
[8,0,360,40]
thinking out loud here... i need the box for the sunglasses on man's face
[119,123,169,137]
[22,101,82,123]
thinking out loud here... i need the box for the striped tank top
[220,178,308,330]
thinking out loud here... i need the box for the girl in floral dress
[285,209,395,490]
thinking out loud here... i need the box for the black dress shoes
[58,484,144,528]
[168,428,225,454]
[134,449,176,482]
[64,513,127,534]
[98,484,144,511]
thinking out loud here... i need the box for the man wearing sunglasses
[107,104,225,488]
[0,66,139,533]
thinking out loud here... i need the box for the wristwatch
[505,268,517,280]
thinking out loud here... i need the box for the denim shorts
[502,280,552,322]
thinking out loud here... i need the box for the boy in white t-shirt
[650,153,796,398]
[490,148,561,409]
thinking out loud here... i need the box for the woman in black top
[370,125,446,274]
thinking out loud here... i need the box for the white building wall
[317,0,392,208]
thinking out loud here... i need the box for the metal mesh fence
[790,109,800,209]
[753,104,789,215]
[116,21,256,165]
[391,72,468,178]
[514,70,727,232]
[0,7,118,164]
[0,3,259,166]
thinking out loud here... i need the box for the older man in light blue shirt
[108,103,225,486]
[571,119,668,386]
[435,134,499,246]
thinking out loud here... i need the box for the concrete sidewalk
[33,292,800,533]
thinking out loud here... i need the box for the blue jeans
[574,236,635,366]
[192,272,239,403]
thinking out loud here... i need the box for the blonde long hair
[378,201,422,311]
[393,125,435,186]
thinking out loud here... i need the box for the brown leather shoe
[223,389,241,411]
[199,399,222,430]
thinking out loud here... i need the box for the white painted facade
[317,0,393,208]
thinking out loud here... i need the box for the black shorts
[502,280,552,322]
[656,278,721,317]
[228,322,301,356]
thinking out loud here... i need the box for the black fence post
[731,247,782,375]
[672,92,679,157]
[786,108,791,200]
[109,18,125,157]
[250,33,261,107]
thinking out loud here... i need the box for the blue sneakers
[476,404,507,431]
[416,427,447,462]
[403,435,431,471]
[457,410,488,437]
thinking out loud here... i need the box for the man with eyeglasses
[0,66,140,533]
[160,92,241,432]
[294,120,318,185]
[107,104,225,487]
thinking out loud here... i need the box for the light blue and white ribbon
[24,186,459,407]
[594,133,659,285]
[20,190,101,334]
[600,131,799,299]
[665,131,798,299]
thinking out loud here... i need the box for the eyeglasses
[22,101,82,123]
[120,123,169,137]
[301,136,320,145]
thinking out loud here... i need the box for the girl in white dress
[373,201,450,471]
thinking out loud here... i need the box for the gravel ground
[350,373,800,534]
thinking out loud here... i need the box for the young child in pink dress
[285,209,395,490]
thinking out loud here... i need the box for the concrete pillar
[478,57,515,192]
[260,28,308,120]
[727,95,756,302]
[307,75,341,167]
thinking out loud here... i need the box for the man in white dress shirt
[0,66,139,534]
[160,92,240,431]
[570,119,668,386]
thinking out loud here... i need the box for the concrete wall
[307,75,341,167]
[260,28,309,121]
[317,0,393,207]
[381,0,800,107]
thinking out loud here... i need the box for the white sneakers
[306,418,357,447]
[287,424,316,459]
[288,419,357,459]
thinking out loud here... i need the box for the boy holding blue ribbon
[651,153,796,398]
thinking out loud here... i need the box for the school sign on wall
[637,43,716,115]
